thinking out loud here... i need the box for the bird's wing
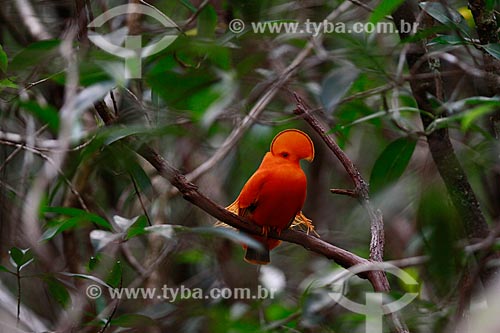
[214,168,268,228]
[237,169,269,217]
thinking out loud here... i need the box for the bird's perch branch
[293,93,386,266]
[93,102,391,289]
[138,144,390,289]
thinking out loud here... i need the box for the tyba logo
[88,3,178,79]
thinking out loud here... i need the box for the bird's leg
[261,225,270,237]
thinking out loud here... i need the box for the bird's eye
[281,152,289,158]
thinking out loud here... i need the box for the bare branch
[139,144,404,293]
[14,0,52,40]
[330,188,358,198]
[293,93,386,267]
[22,27,79,255]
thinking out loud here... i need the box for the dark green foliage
[0,0,499,332]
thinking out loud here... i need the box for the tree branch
[392,2,490,241]
[137,144,392,286]
[95,96,408,332]
[391,3,500,302]
[94,98,385,285]
[468,0,498,45]
[293,93,386,266]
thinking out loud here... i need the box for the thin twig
[330,188,358,198]
[0,140,89,211]
[182,0,210,29]
[16,268,21,326]
[130,174,152,226]
[97,278,122,333]
[0,130,95,151]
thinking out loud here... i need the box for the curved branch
[293,94,386,266]
[137,144,392,289]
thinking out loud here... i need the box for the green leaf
[369,0,405,24]
[0,44,7,72]
[178,0,197,12]
[0,265,13,274]
[43,206,111,230]
[0,78,18,89]
[126,216,149,240]
[102,126,149,145]
[88,256,100,271]
[44,276,71,308]
[111,313,156,328]
[41,207,112,242]
[106,261,122,288]
[40,216,83,241]
[428,35,468,46]
[175,249,205,264]
[418,186,460,295]
[19,100,60,132]
[128,160,153,195]
[482,43,500,60]
[425,97,500,133]
[146,62,218,112]
[461,104,497,131]
[370,137,417,194]
[9,247,34,271]
[197,5,217,38]
[320,65,360,114]
[419,2,472,36]
[10,39,61,71]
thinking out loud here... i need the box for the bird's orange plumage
[232,129,314,264]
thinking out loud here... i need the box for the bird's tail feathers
[244,246,270,265]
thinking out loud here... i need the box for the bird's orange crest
[270,129,315,162]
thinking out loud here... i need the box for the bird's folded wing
[215,200,318,236]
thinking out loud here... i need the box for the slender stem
[16,268,21,327]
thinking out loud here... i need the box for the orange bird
[225,129,315,264]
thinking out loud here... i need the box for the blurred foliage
[0,0,499,332]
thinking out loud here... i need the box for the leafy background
[0,0,499,332]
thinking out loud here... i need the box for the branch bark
[95,97,409,332]
[391,5,500,312]
[468,0,498,45]
[293,94,386,266]
[93,102,392,287]
[392,2,490,241]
